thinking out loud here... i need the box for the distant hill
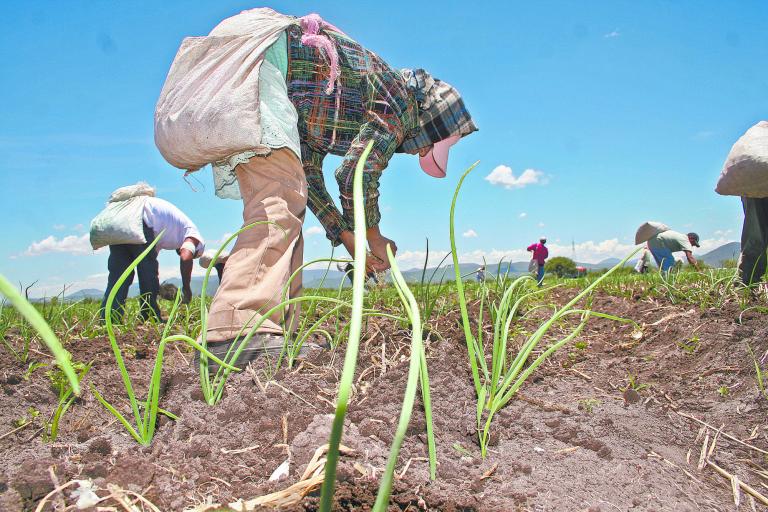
[699,242,740,267]
[63,288,103,301]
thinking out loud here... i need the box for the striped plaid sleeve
[335,122,399,233]
[302,144,349,246]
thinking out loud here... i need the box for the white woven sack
[108,182,156,203]
[90,196,148,250]
[716,121,768,198]
[199,249,230,269]
[635,221,669,245]
[154,9,293,171]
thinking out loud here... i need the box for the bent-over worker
[157,9,477,367]
[100,197,204,322]
[647,230,700,272]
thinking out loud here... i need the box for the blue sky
[1,1,766,297]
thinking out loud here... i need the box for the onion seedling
[372,244,436,512]
[196,227,364,404]
[45,360,92,442]
[93,232,238,445]
[416,238,452,336]
[449,164,638,456]
[0,273,80,393]
[319,141,373,512]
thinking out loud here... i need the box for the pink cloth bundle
[299,13,345,95]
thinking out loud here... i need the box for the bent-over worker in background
[100,197,204,322]
[634,247,654,274]
[647,230,700,272]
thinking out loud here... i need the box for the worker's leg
[206,148,307,341]
[101,244,135,322]
[738,197,768,286]
[134,224,162,321]
[536,263,545,286]
[284,213,305,334]
[650,247,675,272]
[214,263,225,283]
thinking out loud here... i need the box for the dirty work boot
[193,333,317,372]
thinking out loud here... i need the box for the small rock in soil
[470,478,485,492]
[88,437,112,455]
[83,462,108,479]
[12,459,59,503]
[623,388,641,404]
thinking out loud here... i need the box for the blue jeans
[650,247,676,272]
[536,263,545,285]
[100,223,162,322]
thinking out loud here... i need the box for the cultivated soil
[1,289,767,511]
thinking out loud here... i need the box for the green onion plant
[319,141,374,512]
[0,274,79,393]
[449,164,637,456]
[45,360,92,442]
[372,244,436,511]
[93,232,237,445]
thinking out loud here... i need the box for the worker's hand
[182,287,192,305]
[339,230,388,273]
[367,229,396,272]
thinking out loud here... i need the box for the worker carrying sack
[716,121,768,198]
[635,221,669,245]
[90,183,155,250]
[154,8,294,171]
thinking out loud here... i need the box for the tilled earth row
[1,290,766,511]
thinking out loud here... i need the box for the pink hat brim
[419,134,461,178]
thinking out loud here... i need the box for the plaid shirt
[287,25,418,246]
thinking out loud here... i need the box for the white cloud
[538,222,546,228]
[395,249,451,271]
[713,229,733,237]
[305,226,325,236]
[485,165,546,190]
[518,212,527,219]
[462,229,478,238]
[53,224,66,231]
[23,234,100,256]
[604,30,620,38]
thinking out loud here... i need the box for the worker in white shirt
[99,196,205,322]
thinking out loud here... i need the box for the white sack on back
[154,8,294,171]
[635,221,669,245]
[90,196,148,250]
[716,121,768,198]
[199,249,230,269]
[108,182,156,203]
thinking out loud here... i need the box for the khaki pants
[739,197,768,286]
[206,149,307,342]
